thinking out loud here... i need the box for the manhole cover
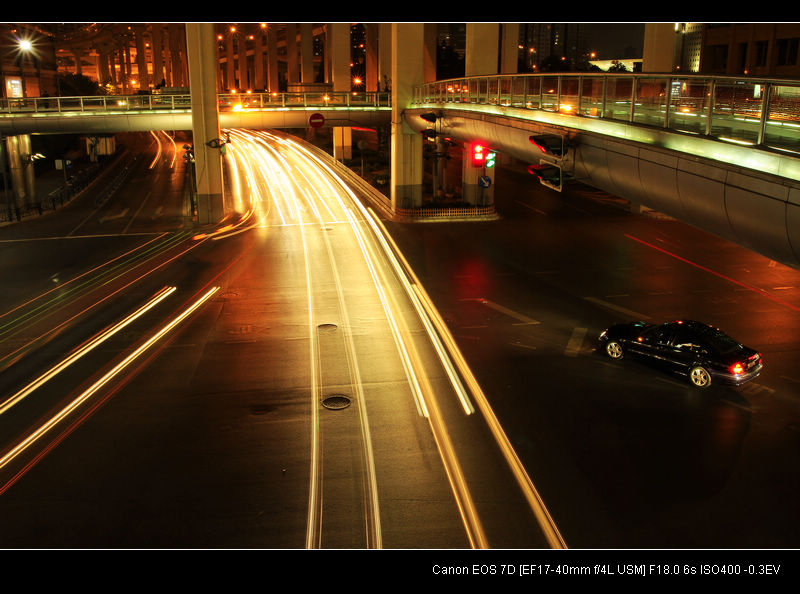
[322,395,351,410]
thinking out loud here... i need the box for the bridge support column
[186,23,225,225]
[461,151,480,205]
[2,136,21,218]
[3,135,35,214]
[391,23,424,210]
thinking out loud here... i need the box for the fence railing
[0,91,392,114]
[413,73,800,155]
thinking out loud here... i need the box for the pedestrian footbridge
[2,73,800,268]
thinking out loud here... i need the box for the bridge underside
[0,109,391,135]
[405,107,800,270]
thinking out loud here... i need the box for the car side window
[672,329,707,353]
[651,325,675,345]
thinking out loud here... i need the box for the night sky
[583,23,647,59]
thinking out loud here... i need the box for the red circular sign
[309,113,325,128]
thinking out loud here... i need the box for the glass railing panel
[510,76,527,107]
[764,83,800,154]
[579,76,605,117]
[525,76,541,110]
[488,78,499,104]
[633,77,668,127]
[541,76,560,111]
[559,76,580,115]
[603,76,634,121]
[666,78,711,135]
[710,80,763,145]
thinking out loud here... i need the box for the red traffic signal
[471,143,487,167]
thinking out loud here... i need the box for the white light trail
[0,286,219,473]
[0,286,176,416]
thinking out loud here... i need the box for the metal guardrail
[413,72,800,155]
[0,91,392,114]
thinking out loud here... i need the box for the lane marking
[564,327,587,357]
[98,208,130,223]
[515,200,548,216]
[583,296,650,320]
[461,298,540,325]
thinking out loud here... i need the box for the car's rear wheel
[605,340,623,359]
[689,365,712,388]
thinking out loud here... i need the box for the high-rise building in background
[518,23,587,71]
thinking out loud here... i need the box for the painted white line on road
[515,200,547,216]
[583,296,651,320]
[511,342,537,350]
[99,208,130,223]
[461,298,540,325]
[564,327,587,357]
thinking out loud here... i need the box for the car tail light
[729,362,745,375]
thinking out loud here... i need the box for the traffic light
[421,129,438,141]
[530,134,566,157]
[528,162,562,191]
[485,150,497,169]
[471,143,487,167]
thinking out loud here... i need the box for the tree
[55,73,104,96]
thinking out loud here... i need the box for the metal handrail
[0,91,392,114]
[412,72,800,155]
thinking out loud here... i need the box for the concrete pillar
[169,24,185,87]
[97,50,109,86]
[391,23,424,209]
[72,49,84,76]
[19,134,36,208]
[254,25,266,90]
[185,23,225,224]
[500,23,519,74]
[225,27,235,89]
[643,23,677,73]
[5,135,26,210]
[238,25,249,90]
[461,149,481,205]
[151,25,164,87]
[379,23,391,92]
[134,25,149,90]
[286,24,299,85]
[267,24,279,92]
[300,23,314,84]
[329,23,352,161]
[423,23,437,83]
[365,24,378,92]
[466,23,500,76]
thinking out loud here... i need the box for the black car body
[598,319,763,388]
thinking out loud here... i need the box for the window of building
[777,38,799,66]
[755,40,768,67]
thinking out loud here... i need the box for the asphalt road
[0,130,798,550]
[386,163,800,548]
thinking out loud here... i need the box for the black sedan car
[598,319,763,388]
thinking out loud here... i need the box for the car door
[630,323,675,364]
[665,327,705,376]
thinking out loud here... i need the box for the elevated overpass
[2,72,800,269]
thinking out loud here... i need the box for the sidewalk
[1,156,122,226]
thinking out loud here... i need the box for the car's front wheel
[689,365,712,388]
[605,340,624,359]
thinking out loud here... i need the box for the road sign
[309,113,325,128]
[478,175,492,188]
